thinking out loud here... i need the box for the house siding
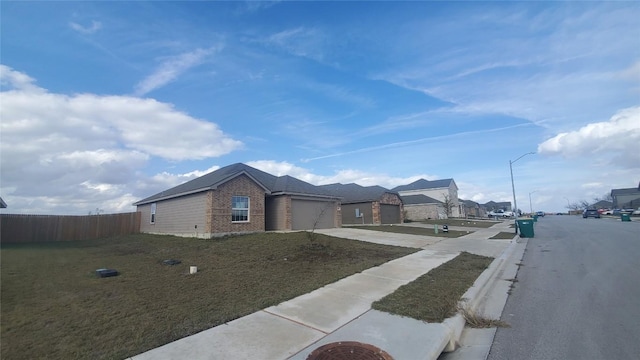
[139,192,210,238]
[211,175,266,235]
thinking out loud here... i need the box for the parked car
[583,209,601,218]
[601,209,613,215]
[535,211,545,217]
[633,208,640,215]
[488,210,514,218]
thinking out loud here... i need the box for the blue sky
[1,1,639,215]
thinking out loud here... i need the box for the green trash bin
[517,219,535,238]
[621,213,631,222]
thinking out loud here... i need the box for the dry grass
[1,232,416,360]
[352,225,467,238]
[420,219,498,228]
[372,252,493,323]
[490,231,517,239]
[458,305,510,328]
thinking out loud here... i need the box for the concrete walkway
[129,221,517,360]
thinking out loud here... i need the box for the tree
[566,202,582,211]
[306,202,334,244]
[442,193,456,218]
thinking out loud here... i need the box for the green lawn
[1,232,417,360]
[372,252,493,322]
[352,225,468,238]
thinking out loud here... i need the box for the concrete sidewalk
[129,221,517,360]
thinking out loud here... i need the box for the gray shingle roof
[401,194,442,205]
[611,187,640,196]
[391,178,454,192]
[134,163,336,206]
[318,183,398,203]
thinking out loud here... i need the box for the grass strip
[490,231,517,239]
[419,219,498,228]
[1,232,416,360]
[352,225,467,238]
[372,252,493,323]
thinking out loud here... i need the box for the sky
[1,1,639,215]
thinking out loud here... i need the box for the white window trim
[231,196,250,223]
[150,203,157,224]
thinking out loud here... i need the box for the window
[232,196,249,222]
[150,203,157,224]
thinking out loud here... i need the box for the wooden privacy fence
[0,212,141,243]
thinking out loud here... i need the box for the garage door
[291,199,335,230]
[380,204,401,224]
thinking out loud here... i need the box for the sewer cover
[306,341,393,360]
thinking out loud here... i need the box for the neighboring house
[392,178,463,218]
[611,183,640,209]
[482,201,512,212]
[461,199,486,218]
[401,194,445,221]
[134,163,341,238]
[318,183,403,225]
[590,200,613,210]
[0,197,6,209]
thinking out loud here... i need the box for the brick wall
[211,175,266,234]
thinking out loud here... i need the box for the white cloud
[246,160,434,189]
[537,107,640,168]
[134,47,221,96]
[0,65,241,214]
[264,27,326,62]
[69,20,102,34]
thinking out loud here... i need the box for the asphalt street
[487,215,640,360]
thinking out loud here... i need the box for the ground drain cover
[162,259,181,265]
[306,341,393,360]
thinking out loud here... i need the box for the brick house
[392,178,463,218]
[401,194,445,221]
[318,183,403,225]
[134,163,341,238]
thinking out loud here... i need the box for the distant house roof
[591,200,613,209]
[611,187,640,196]
[483,201,511,209]
[134,163,337,206]
[0,197,6,208]
[392,178,456,192]
[401,194,442,205]
[461,199,480,207]
[318,183,398,204]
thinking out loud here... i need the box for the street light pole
[510,152,535,233]
[529,190,538,214]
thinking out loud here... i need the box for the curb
[438,234,521,355]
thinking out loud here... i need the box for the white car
[488,210,514,218]
[633,208,640,215]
